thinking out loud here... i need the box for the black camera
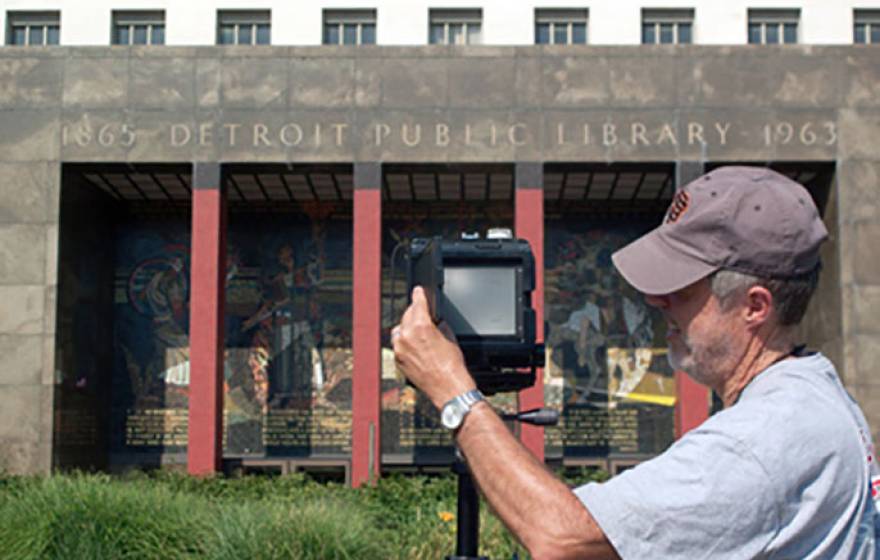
[407,233,545,394]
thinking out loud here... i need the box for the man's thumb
[411,285,427,309]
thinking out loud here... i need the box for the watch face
[441,402,465,430]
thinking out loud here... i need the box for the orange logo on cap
[666,191,691,224]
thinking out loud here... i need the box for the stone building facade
[0,45,877,484]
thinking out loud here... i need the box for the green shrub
[0,473,208,559]
[0,468,608,560]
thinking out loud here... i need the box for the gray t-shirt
[575,353,879,559]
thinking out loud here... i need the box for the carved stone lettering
[508,123,527,146]
[657,124,678,145]
[57,117,837,154]
[402,124,421,147]
[224,123,240,146]
[631,123,649,146]
[688,122,705,145]
[436,123,450,146]
[280,123,303,146]
[375,123,390,146]
[171,124,191,147]
[715,122,731,145]
[603,123,618,146]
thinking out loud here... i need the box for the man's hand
[391,286,477,409]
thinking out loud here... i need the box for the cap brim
[612,231,719,295]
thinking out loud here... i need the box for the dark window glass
[115,26,129,45]
[238,25,252,45]
[47,25,59,45]
[766,24,779,44]
[133,25,148,45]
[871,25,880,43]
[783,23,797,43]
[152,24,164,45]
[554,23,568,44]
[679,22,692,44]
[29,26,44,46]
[536,22,550,44]
[855,23,866,43]
[660,22,674,44]
[430,23,444,44]
[362,23,375,44]
[324,24,339,44]
[748,22,761,44]
[256,23,270,44]
[219,24,235,44]
[12,26,26,45]
[343,23,357,44]
[449,23,462,44]
[642,23,655,44]
[572,22,586,44]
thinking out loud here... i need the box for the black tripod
[446,408,559,560]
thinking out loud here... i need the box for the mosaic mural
[106,206,674,464]
[544,217,676,458]
[110,207,353,459]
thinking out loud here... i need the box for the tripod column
[351,162,383,487]
[454,459,481,558]
[514,162,545,461]
[187,162,227,475]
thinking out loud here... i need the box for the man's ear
[743,285,774,329]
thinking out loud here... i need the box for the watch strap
[456,389,484,410]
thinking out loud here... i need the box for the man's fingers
[410,286,431,318]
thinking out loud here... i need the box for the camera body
[407,235,544,392]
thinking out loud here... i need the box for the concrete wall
[1,0,879,46]
[0,53,60,470]
[0,46,877,472]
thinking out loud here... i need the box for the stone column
[187,162,227,475]
[673,161,710,438]
[351,162,382,487]
[835,55,880,442]
[0,161,59,474]
[514,162,546,461]
[0,59,63,473]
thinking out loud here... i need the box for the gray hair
[710,267,820,326]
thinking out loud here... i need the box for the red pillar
[351,163,382,487]
[187,163,226,475]
[675,372,709,438]
[673,161,710,438]
[515,162,545,462]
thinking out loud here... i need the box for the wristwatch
[440,389,485,431]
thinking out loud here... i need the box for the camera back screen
[443,266,517,336]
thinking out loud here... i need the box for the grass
[0,467,607,559]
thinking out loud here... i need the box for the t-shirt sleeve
[574,427,780,560]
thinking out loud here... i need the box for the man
[392,166,879,559]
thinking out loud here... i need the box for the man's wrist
[454,400,493,441]
[431,368,477,410]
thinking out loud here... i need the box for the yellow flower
[438,511,455,523]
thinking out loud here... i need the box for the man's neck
[717,331,796,408]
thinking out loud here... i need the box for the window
[748,9,799,44]
[429,9,481,45]
[323,10,376,45]
[854,10,880,44]
[642,9,694,44]
[217,10,270,45]
[6,11,60,46]
[535,9,587,45]
[112,11,165,45]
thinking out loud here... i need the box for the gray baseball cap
[612,166,829,295]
